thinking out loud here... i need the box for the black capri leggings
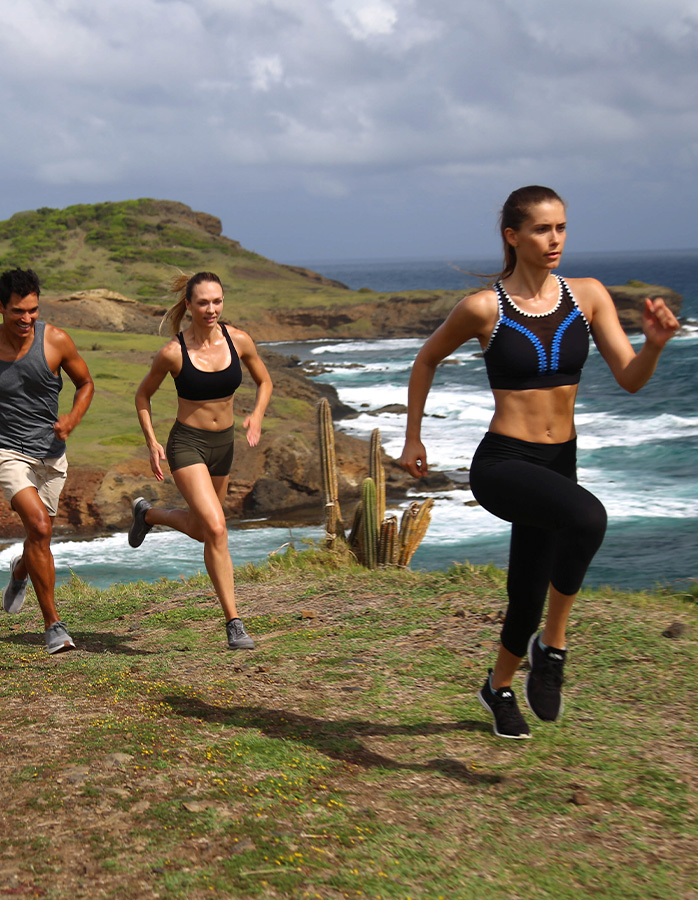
[469,432,607,657]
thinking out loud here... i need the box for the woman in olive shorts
[130,272,272,650]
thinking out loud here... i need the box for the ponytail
[159,271,223,336]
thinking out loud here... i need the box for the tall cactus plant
[369,428,386,525]
[348,499,364,563]
[319,410,433,568]
[397,498,434,567]
[360,477,379,569]
[317,398,344,548]
[378,515,398,567]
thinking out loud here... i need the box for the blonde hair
[159,271,223,336]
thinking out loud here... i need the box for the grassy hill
[0,199,465,341]
[0,198,350,305]
[0,553,696,898]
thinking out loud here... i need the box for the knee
[578,498,607,546]
[24,510,53,544]
[202,517,228,545]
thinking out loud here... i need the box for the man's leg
[10,486,60,628]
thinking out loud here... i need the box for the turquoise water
[2,250,694,592]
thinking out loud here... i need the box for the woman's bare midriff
[176,395,235,431]
[488,384,579,444]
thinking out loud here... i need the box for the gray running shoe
[45,621,76,654]
[128,497,153,548]
[226,618,255,650]
[3,555,28,614]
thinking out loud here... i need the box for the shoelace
[539,653,564,689]
[493,690,526,730]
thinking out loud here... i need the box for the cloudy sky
[1,0,696,263]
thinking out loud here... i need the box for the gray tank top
[0,321,65,458]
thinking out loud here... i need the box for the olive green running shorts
[166,420,235,476]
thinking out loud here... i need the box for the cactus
[348,499,363,563]
[317,398,344,548]
[397,498,434,566]
[360,477,378,569]
[369,428,386,525]
[318,416,433,568]
[378,515,398,567]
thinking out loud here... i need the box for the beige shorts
[0,449,68,517]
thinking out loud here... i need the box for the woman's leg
[542,586,577,650]
[489,521,557,687]
[147,464,239,620]
[473,459,605,655]
[142,470,229,543]
[143,501,202,540]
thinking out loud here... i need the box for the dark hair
[498,186,566,279]
[0,268,41,307]
[160,271,223,335]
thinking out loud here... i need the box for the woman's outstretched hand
[399,438,428,478]
[149,442,166,481]
[244,414,262,447]
[643,297,680,348]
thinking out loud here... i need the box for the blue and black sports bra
[483,276,590,391]
[174,325,242,402]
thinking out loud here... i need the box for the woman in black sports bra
[130,272,273,651]
[399,186,679,740]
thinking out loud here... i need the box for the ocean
[3,250,696,592]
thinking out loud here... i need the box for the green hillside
[0,198,352,308]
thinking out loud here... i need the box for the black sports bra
[174,326,242,402]
[483,276,590,391]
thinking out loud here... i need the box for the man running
[0,268,94,653]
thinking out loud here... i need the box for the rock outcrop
[40,290,165,334]
[606,284,683,331]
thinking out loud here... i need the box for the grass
[0,551,696,899]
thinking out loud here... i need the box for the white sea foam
[310,338,423,355]
[577,412,698,449]
[318,359,412,376]
[338,385,406,409]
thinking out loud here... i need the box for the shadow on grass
[163,694,500,785]
[0,631,154,656]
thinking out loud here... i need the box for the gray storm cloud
[0,0,696,257]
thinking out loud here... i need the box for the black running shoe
[478,669,531,739]
[525,633,566,722]
[128,497,153,548]
[226,618,255,650]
